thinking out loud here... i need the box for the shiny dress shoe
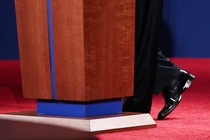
[157,70,195,120]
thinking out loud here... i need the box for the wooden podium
[7,0,156,132]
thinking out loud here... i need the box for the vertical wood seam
[47,0,56,99]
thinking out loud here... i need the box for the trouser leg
[134,0,163,112]
[153,48,180,94]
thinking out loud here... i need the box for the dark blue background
[0,0,210,59]
[160,0,210,57]
[0,0,19,59]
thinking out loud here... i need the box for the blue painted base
[37,99,122,117]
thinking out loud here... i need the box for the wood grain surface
[83,0,135,100]
[51,0,86,100]
[15,0,135,101]
[51,0,135,101]
[15,0,52,99]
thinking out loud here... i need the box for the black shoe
[157,70,195,120]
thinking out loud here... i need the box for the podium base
[0,111,156,132]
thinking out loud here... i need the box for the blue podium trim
[47,0,56,99]
[37,99,122,117]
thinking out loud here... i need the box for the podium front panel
[51,0,86,101]
[15,0,135,101]
[15,0,52,99]
[51,0,135,101]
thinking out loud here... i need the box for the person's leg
[153,48,180,94]
[153,49,195,120]
[123,0,163,113]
